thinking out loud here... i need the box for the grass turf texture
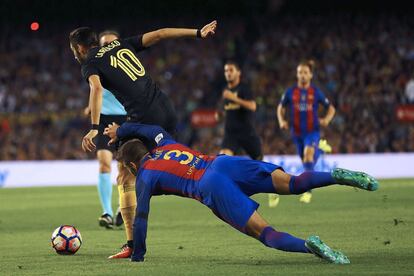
[0,179,413,275]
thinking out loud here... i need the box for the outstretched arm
[141,20,217,47]
[131,179,152,262]
[104,122,173,146]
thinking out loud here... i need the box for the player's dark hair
[299,59,315,72]
[69,27,99,48]
[116,138,149,164]
[98,30,120,41]
[224,59,241,71]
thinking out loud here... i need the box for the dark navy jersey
[223,83,255,133]
[81,36,163,121]
[280,84,330,136]
[116,123,216,261]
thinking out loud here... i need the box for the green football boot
[332,168,379,191]
[305,236,350,264]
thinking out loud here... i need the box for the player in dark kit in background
[218,61,278,207]
[219,60,262,160]
[68,20,217,259]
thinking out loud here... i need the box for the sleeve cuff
[116,126,124,139]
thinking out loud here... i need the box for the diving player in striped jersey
[276,60,336,204]
[103,122,378,264]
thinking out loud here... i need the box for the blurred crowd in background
[1,13,414,160]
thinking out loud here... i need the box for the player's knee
[271,169,292,195]
[124,173,136,184]
[117,182,136,208]
[98,150,113,173]
[99,161,111,173]
[246,211,269,239]
[220,149,234,156]
[303,148,315,162]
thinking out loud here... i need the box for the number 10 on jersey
[110,49,145,81]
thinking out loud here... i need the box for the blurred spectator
[405,74,414,103]
[1,13,414,160]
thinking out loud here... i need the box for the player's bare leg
[300,145,316,203]
[97,150,114,228]
[108,162,136,259]
[267,161,281,208]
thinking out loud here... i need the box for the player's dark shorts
[199,155,282,233]
[222,131,263,160]
[127,92,177,136]
[97,114,127,151]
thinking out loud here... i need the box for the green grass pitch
[0,179,413,275]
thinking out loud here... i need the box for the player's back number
[110,49,145,81]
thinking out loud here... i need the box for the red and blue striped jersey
[139,142,215,199]
[116,122,216,261]
[280,85,330,136]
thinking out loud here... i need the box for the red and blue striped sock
[259,226,309,253]
[289,171,335,194]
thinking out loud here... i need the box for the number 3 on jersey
[110,49,145,81]
[163,150,195,165]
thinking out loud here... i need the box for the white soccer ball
[51,225,82,255]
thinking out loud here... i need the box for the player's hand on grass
[200,20,217,38]
[279,120,289,130]
[82,129,98,152]
[104,122,120,145]
[319,118,330,127]
[222,89,237,102]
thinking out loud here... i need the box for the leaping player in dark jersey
[69,21,217,259]
[69,20,217,152]
[103,122,378,264]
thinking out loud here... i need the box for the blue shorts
[198,155,281,232]
[292,131,320,159]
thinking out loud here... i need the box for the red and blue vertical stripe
[289,86,320,136]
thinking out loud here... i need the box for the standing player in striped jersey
[276,60,336,204]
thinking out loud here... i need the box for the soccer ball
[51,225,82,255]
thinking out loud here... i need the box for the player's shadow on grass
[149,255,318,266]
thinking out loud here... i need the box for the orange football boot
[108,244,132,259]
